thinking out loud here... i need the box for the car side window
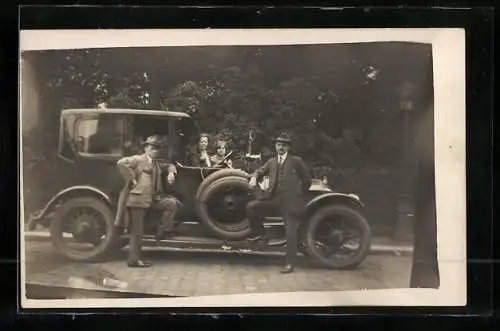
[75,117,124,157]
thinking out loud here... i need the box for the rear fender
[27,186,113,230]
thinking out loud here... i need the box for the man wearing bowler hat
[247,132,312,273]
[116,135,182,268]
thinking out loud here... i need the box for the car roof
[61,108,192,118]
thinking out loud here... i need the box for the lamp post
[393,82,416,242]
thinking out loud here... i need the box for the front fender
[306,192,365,214]
[27,186,113,230]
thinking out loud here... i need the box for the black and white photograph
[19,29,466,308]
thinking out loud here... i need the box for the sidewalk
[25,239,413,298]
[23,229,413,257]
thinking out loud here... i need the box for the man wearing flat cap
[247,132,312,273]
[116,135,182,268]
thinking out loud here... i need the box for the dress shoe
[127,260,152,268]
[280,264,294,274]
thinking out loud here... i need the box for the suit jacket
[114,153,177,226]
[252,153,312,204]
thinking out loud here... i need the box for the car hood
[309,179,332,192]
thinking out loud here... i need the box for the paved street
[23,240,412,298]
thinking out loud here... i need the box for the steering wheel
[213,150,233,168]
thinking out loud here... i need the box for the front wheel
[303,205,371,269]
[49,197,119,262]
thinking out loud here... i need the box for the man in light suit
[247,133,312,273]
[116,135,182,268]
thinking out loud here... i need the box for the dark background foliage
[21,42,433,236]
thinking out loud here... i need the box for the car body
[27,107,372,269]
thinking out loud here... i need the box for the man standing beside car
[247,132,312,274]
[116,135,182,268]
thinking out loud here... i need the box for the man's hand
[248,176,257,189]
[131,179,138,187]
[167,172,175,185]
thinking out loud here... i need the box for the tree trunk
[20,56,41,134]
[409,103,440,288]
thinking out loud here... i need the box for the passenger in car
[210,138,233,168]
[190,133,212,167]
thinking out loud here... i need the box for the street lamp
[393,82,416,242]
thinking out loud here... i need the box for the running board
[180,218,284,226]
[134,235,288,251]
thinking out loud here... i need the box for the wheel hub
[224,195,236,210]
[72,217,92,234]
[70,210,102,242]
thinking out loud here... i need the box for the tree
[21,43,433,234]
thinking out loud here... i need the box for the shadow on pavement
[25,283,179,300]
[77,248,377,273]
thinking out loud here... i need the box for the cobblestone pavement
[23,240,412,298]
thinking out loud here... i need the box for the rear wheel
[197,175,253,240]
[49,197,119,262]
[303,204,371,269]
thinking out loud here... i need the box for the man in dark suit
[247,133,312,273]
[116,135,182,268]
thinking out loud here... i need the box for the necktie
[152,161,161,193]
[276,156,285,190]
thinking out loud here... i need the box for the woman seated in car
[210,138,233,168]
[190,133,212,167]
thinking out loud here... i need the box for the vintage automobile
[27,107,372,269]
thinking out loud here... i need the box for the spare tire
[196,175,254,240]
[196,168,250,201]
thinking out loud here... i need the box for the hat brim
[141,141,163,148]
[273,138,292,144]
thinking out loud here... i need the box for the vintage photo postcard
[19,28,466,308]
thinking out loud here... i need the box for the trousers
[128,196,181,263]
[128,208,146,263]
[151,196,182,233]
[246,195,304,264]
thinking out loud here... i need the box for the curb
[23,231,413,257]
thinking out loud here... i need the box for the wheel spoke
[311,211,367,263]
[206,188,249,229]
[323,245,337,257]
[59,206,110,252]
